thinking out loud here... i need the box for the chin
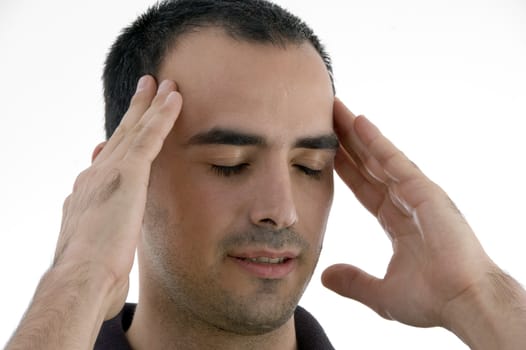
[208,279,302,336]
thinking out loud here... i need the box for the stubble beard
[147,223,318,335]
[143,200,321,336]
[158,238,318,336]
[163,268,309,336]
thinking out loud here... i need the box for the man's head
[102,0,337,338]
[103,0,334,139]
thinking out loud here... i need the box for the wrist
[442,266,526,350]
[7,263,122,349]
[45,261,126,319]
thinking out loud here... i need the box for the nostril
[259,218,277,226]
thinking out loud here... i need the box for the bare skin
[6,37,526,350]
[125,31,335,350]
[322,99,526,349]
[6,76,183,349]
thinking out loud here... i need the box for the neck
[126,284,297,350]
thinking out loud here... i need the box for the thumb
[322,263,383,313]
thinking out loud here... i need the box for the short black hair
[103,0,334,139]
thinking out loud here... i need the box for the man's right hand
[53,76,182,319]
[6,76,182,349]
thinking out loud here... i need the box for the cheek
[295,176,334,245]
[149,162,244,250]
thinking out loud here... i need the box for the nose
[249,163,298,230]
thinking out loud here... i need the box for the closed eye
[210,164,249,177]
[211,164,323,179]
[295,165,323,180]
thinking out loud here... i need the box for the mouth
[227,250,298,279]
[235,256,291,264]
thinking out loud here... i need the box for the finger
[125,89,183,164]
[322,264,386,317]
[150,80,177,105]
[333,97,357,123]
[353,115,420,184]
[333,98,357,156]
[335,147,384,215]
[95,75,157,163]
[333,98,394,215]
[333,98,389,185]
[110,80,180,164]
[336,143,421,241]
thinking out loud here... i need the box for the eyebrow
[294,134,339,150]
[187,127,339,150]
[187,128,265,146]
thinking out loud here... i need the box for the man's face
[141,29,335,334]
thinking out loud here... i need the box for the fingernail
[158,80,173,93]
[165,91,182,106]
[136,76,148,92]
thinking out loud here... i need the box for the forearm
[444,267,526,350]
[6,264,114,350]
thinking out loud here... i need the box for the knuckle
[382,153,403,174]
[73,168,91,192]
[62,194,72,212]
[69,167,125,215]
[95,168,123,203]
[129,139,151,157]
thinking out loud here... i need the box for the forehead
[158,28,334,144]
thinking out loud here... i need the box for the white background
[1,0,525,348]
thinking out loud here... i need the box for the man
[6,0,526,349]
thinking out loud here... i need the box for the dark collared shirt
[95,303,335,349]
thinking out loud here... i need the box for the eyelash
[210,164,322,179]
[295,165,323,180]
[210,164,249,177]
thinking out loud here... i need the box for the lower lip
[229,257,297,279]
